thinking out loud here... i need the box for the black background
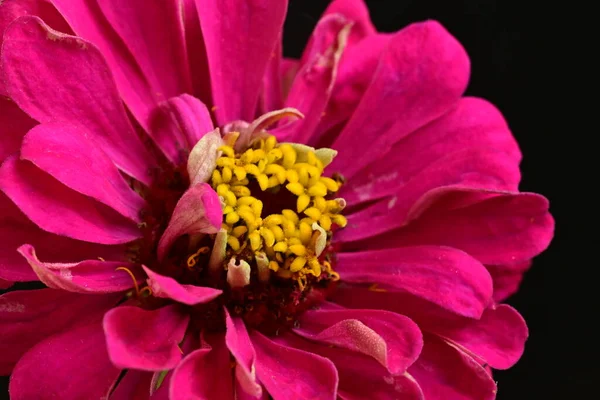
[1,1,587,399]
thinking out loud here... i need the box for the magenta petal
[20,122,146,223]
[157,183,222,260]
[323,0,377,44]
[295,308,423,374]
[432,304,528,370]
[278,14,350,144]
[1,16,155,184]
[340,149,520,242]
[97,0,192,102]
[0,288,119,374]
[336,246,493,318]
[9,320,121,400]
[169,334,234,400]
[283,333,424,400]
[225,310,262,397]
[409,335,497,400]
[330,21,470,179]
[104,305,189,371]
[18,244,143,293]
[251,330,339,400]
[487,261,531,302]
[260,38,283,114]
[149,94,215,163]
[345,97,522,206]
[110,370,153,400]
[196,0,288,124]
[182,0,212,107]
[0,99,36,163]
[361,191,554,266]
[0,277,12,289]
[143,266,221,305]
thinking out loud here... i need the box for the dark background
[0,1,586,399]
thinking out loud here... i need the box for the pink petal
[181,0,212,107]
[281,57,300,100]
[149,94,215,164]
[0,288,119,374]
[109,370,153,400]
[408,335,497,400]
[340,149,520,242]
[430,304,529,370]
[251,330,339,400]
[314,34,391,143]
[103,305,190,371]
[195,0,288,125]
[487,261,532,302]
[0,0,71,95]
[358,191,554,266]
[97,0,192,104]
[323,0,377,45]
[0,192,127,282]
[1,16,155,184]
[169,334,234,400]
[0,98,36,163]
[225,310,262,397]
[0,157,141,245]
[20,122,146,223]
[260,38,283,114]
[295,308,423,374]
[329,21,470,179]
[336,246,493,318]
[0,277,12,289]
[9,320,121,400]
[49,0,157,129]
[284,333,424,400]
[277,14,351,144]
[344,97,522,205]
[187,128,224,186]
[157,183,222,260]
[18,244,143,293]
[143,266,222,305]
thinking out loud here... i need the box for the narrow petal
[251,330,339,400]
[97,0,192,101]
[110,370,153,400]
[330,21,470,179]
[408,335,497,400]
[260,38,283,114]
[104,305,190,371]
[49,0,157,129]
[143,266,222,305]
[225,310,262,397]
[181,0,212,106]
[187,129,224,186]
[336,246,493,318]
[21,122,146,222]
[344,97,522,205]
[1,16,155,184]
[149,94,215,164]
[277,14,351,144]
[431,304,529,370]
[0,98,36,163]
[283,333,424,400]
[0,192,127,282]
[157,183,222,260]
[196,0,288,124]
[323,0,377,44]
[340,149,520,242]
[357,191,554,266]
[295,308,423,374]
[169,334,234,400]
[18,244,142,293]
[9,320,121,400]
[0,157,141,245]
[0,288,119,374]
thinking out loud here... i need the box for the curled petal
[187,129,224,186]
[157,183,222,260]
[143,266,221,305]
[236,108,304,152]
[225,310,262,397]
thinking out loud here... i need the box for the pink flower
[0,0,554,399]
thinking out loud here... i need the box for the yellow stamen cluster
[210,134,346,289]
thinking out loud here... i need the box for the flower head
[0,0,553,399]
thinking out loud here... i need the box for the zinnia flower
[0,0,554,399]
